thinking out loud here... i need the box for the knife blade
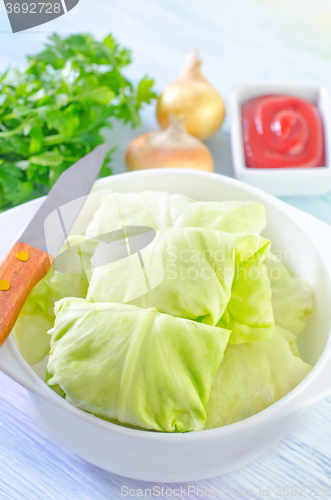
[20,144,107,255]
[0,144,107,348]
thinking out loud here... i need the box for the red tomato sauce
[242,95,325,169]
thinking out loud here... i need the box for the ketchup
[242,95,325,169]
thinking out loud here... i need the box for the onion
[125,116,214,172]
[157,51,225,140]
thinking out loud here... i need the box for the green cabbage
[175,200,266,234]
[85,191,194,237]
[87,227,272,342]
[205,327,311,429]
[205,254,314,428]
[13,308,54,366]
[275,325,301,357]
[218,257,274,344]
[85,191,266,237]
[13,188,314,432]
[14,236,90,365]
[46,298,230,432]
[265,252,314,335]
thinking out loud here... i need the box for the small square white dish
[230,83,331,196]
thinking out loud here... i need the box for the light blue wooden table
[0,0,330,498]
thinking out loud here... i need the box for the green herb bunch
[0,33,156,210]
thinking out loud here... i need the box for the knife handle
[0,241,52,348]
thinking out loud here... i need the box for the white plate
[0,169,331,482]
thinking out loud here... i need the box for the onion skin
[125,117,214,172]
[157,51,225,140]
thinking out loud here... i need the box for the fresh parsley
[0,33,157,210]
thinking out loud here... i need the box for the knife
[0,144,107,348]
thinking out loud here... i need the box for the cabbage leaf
[205,327,311,429]
[13,236,90,365]
[46,298,230,432]
[87,227,271,337]
[265,253,314,335]
[85,191,266,236]
[219,258,274,344]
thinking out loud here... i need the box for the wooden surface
[0,242,51,348]
[0,0,331,498]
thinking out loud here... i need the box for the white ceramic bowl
[230,83,331,196]
[1,169,331,483]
